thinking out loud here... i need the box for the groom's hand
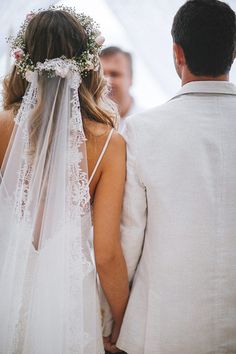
[103,336,113,352]
[103,336,123,353]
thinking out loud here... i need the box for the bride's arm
[0,111,14,168]
[93,131,129,340]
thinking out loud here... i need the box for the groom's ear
[173,43,186,67]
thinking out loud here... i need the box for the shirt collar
[170,80,236,101]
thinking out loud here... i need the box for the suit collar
[171,80,236,100]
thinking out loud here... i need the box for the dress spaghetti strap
[88,128,114,185]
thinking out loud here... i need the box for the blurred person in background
[100,46,142,132]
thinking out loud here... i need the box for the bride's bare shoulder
[0,110,14,131]
[85,119,125,148]
[84,119,112,137]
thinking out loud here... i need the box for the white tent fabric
[0,0,169,108]
[1,0,236,107]
[104,0,236,98]
[0,0,57,76]
[105,0,183,97]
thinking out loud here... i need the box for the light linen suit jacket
[117,81,236,354]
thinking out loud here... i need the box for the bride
[0,6,128,354]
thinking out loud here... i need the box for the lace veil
[0,59,102,353]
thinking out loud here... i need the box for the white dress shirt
[118,99,143,133]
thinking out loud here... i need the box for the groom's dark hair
[171,0,236,76]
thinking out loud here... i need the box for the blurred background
[1,0,236,109]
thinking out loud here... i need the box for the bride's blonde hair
[3,10,118,133]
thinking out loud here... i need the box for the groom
[116,1,236,353]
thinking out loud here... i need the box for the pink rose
[13,48,24,61]
[26,12,35,21]
[95,35,105,46]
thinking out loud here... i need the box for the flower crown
[8,5,105,79]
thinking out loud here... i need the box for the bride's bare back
[0,111,124,199]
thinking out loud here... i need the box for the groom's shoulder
[125,100,175,130]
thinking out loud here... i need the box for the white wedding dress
[0,61,106,354]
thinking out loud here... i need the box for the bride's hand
[110,322,121,345]
[109,322,124,352]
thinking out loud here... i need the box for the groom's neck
[181,66,229,86]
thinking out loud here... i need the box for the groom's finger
[104,341,114,352]
[103,336,110,344]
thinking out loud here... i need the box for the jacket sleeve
[101,118,147,336]
[121,119,147,282]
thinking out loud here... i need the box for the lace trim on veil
[7,59,97,353]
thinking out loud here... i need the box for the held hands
[103,336,121,353]
[103,322,123,353]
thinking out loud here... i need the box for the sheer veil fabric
[0,61,103,354]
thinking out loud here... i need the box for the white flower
[95,35,105,46]
[26,12,35,21]
[55,66,69,78]
[25,70,36,82]
[86,61,95,71]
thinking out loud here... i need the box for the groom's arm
[121,118,147,282]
